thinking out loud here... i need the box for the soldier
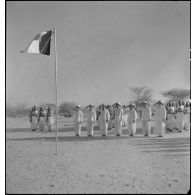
[175,106,185,132]
[140,101,151,136]
[38,107,46,131]
[105,105,112,130]
[113,102,123,136]
[184,101,191,131]
[86,104,96,136]
[46,106,54,131]
[29,106,38,131]
[153,101,166,137]
[166,107,175,131]
[127,104,137,136]
[99,104,110,136]
[73,105,83,136]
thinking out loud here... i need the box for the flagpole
[54,27,58,155]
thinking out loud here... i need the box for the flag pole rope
[57,36,109,103]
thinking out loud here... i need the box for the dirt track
[6,117,190,194]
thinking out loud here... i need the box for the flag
[21,30,52,56]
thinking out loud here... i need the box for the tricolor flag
[21,30,53,55]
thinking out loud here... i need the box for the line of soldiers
[165,100,191,132]
[73,100,190,137]
[29,106,54,131]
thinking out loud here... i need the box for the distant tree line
[6,87,190,118]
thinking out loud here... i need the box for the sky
[6,1,190,107]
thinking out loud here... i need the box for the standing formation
[29,100,190,137]
[29,106,54,131]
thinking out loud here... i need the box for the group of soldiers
[165,100,191,132]
[29,106,54,131]
[73,100,191,137]
[28,99,190,138]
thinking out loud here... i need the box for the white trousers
[74,122,82,136]
[115,120,122,135]
[31,116,38,130]
[87,121,95,136]
[100,120,108,136]
[128,122,136,136]
[142,120,150,136]
[46,117,54,131]
[39,117,45,130]
[155,121,165,136]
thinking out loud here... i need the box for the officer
[113,102,123,136]
[140,101,151,136]
[99,104,110,136]
[73,105,83,136]
[153,100,166,137]
[127,104,137,136]
[86,104,96,136]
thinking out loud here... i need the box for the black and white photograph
[6,1,190,194]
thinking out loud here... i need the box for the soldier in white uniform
[166,107,175,131]
[38,107,46,131]
[86,104,96,136]
[175,106,185,132]
[46,107,54,131]
[140,101,151,136]
[127,104,137,136]
[113,102,123,136]
[99,104,110,136]
[153,101,166,137]
[73,105,83,136]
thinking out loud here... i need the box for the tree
[6,103,31,118]
[58,102,77,117]
[129,86,154,106]
[161,88,190,102]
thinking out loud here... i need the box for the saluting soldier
[86,104,96,136]
[175,106,185,132]
[153,101,166,137]
[73,105,83,136]
[99,104,110,136]
[140,101,151,136]
[113,102,123,136]
[38,107,46,131]
[127,104,137,136]
[46,106,54,131]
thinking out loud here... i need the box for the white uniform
[175,110,185,132]
[154,106,166,136]
[114,107,123,136]
[87,109,96,136]
[166,112,175,131]
[46,111,54,131]
[141,106,151,136]
[127,109,137,136]
[74,110,83,136]
[99,109,110,136]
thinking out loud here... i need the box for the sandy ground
[6,117,190,194]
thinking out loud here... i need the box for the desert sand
[6,117,190,194]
